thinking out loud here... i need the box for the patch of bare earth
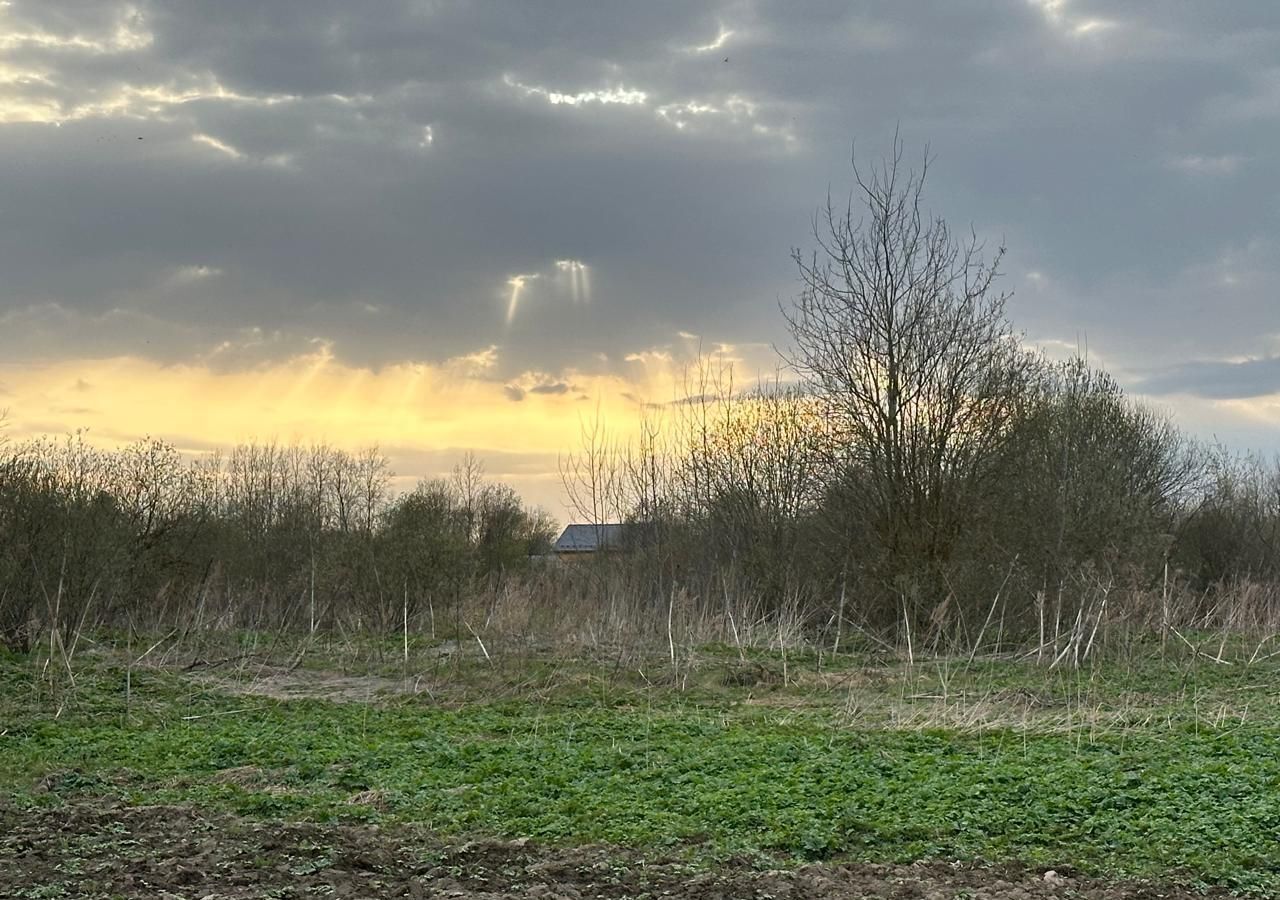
[0,800,1222,900]
[192,664,422,702]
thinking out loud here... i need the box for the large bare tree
[783,137,1031,593]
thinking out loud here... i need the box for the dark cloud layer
[0,0,1277,405]
[1138,356,1280,400]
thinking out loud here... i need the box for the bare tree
[621,406,673,526]
[559,404,624,530]
[452,451,485,544]
[782,136,1032,598]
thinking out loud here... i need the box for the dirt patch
[720,662,784,688]
[0,800,1225,900]
[194,664,424,702]
[209,764,281,788]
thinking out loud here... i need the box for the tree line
[0,431,554,651]
[3,137,1278,655]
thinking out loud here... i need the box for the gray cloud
[1137,356,1280,400]
[0,0,1277,435]
[504,379,573,402]
[529,382,570,396]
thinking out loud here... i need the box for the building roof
[553,523,626,553]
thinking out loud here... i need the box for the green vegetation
[3,646,1279,894]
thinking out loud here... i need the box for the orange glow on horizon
[0,346,700,518]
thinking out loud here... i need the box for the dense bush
[0,434,554,651]
[557,142,1279,646]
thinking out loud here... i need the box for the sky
[0,1,1277,518]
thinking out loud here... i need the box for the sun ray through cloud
[555,259,590,305]
[505,273,538,324]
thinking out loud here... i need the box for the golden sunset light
[0,341,767,515]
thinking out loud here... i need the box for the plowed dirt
[0,800,1220,899]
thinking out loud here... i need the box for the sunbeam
[505,273,538,324]
[555,259,590,304]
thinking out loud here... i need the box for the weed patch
[2,653,1278,894]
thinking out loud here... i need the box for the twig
[181,707,265,721]
[1171,627,1233,665]
[465,620,491,663]
[969,557,1017,665]
[182,653,259,672]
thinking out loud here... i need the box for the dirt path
[0,800,1219,899]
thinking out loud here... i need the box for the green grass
[2,648,1279,893]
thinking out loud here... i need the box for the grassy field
[2,636,1279,897]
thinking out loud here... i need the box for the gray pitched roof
[553,523,626,553]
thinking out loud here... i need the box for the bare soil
[0,800,1219,900]
[192,664,422,703]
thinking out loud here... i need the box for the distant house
[552,523,627,559]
